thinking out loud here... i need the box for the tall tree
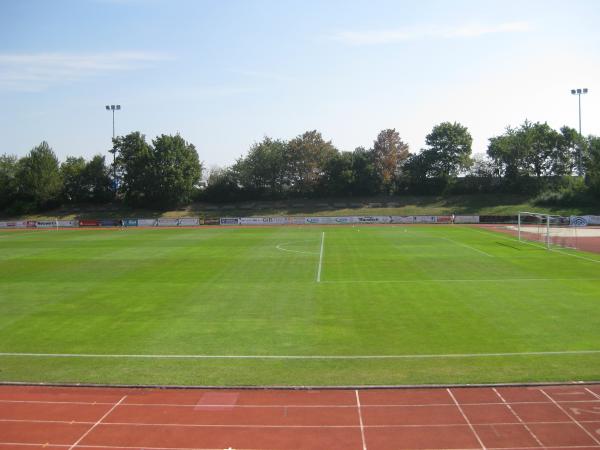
[350,147,378,195]
[151,134,202,206]
[114,132,201,206]
[372,129,410,192]
[585,136,600,195]
[17,142,63,208]
[287,130,338,195]
[83,155,113,203]
[61,156,87,202]
[423,122,473,177]
[0,155,19,209]
[234,137,288,195]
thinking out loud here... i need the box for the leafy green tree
[234,137,288,196]
[287,130,338,195]
[17,142,63,208]
[372,129,410,192]
[203,166,241,202]
[585,136,600,195]
[114,132,202,206]
[61,156,87,202]
[113,131,154,205]
[151,134,202,206]
[422,122,473,178]
[350,147,379,195]
[319,151,354,195]
[83,155,113,203]
[0,155,19,209]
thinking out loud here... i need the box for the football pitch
[0,225,599,386]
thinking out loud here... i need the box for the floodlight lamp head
[105,105,110,110]
[583,88,588,94]
[577,88,582,94]
[111,105,116,110]
[571,89,576,95]
[116,105,121,110]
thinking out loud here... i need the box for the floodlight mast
[570,88,588,175]
[105,104,121,187]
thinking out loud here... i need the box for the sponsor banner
[357,216,391,224]
[99,219,119,227]
[123,219,138,227]
[137,219,157,227]
[220,218,240,225]
[157,218,179,227]
[289,216,306,225]
[27,220,37,228]
[570,215,600,227]
[239,217,289,225]
[333,216,357,224]
[203,218,220,225]
[454,215,480,224]
[391,216,415,224]
[436,216,453,224]
[179,217,200,226]
[0,221,27,228]
[57,220,76,227]
[36,220,57,228]
[304,217,338,225]
[414,216,437,224]
[79,219,100,227]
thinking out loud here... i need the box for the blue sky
[1,0,599,169]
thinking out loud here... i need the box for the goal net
[517,211,578,250]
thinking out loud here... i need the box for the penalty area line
[1,350,599,360]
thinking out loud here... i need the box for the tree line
[1,120,599,213]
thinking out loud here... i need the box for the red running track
[1,384,600,449]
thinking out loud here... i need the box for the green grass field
[1,225,599,386]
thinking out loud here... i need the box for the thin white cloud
[332,21,531,45]
[0,51,169,92]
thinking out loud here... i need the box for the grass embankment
[7,193,600,220]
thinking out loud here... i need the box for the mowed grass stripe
[0,225,599,385]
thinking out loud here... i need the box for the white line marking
[585,388,600,400]
[492,387,543,446]
[316,231,325,282]
[1,350,599,359]
[447,388,486,449]
[439,236,494,257]
[355,390,367,450]
[539,388,600,445]
[275,241,319,255]
[321,277,600,284]
[68,395,126,450]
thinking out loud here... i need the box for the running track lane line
[539,388,600,446]
[2,349,600,359]
[447,388,486,450]
[355,390,367,450]
[316,231,325,282]
[492,387,543,447]
[67,395,126,450]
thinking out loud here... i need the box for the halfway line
[316,231,325,282]
[1,350,599,360]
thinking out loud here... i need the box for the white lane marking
[492,387,543,446]
[439,236,494,257]
[447,388,486,449]
[539,388,600,445]
[316,231,325,282]
[2,350,599,359]
[585,387,600,400]
[355,390,367,450]
[68,395,126,450]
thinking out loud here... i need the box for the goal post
[517,211,578,250]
